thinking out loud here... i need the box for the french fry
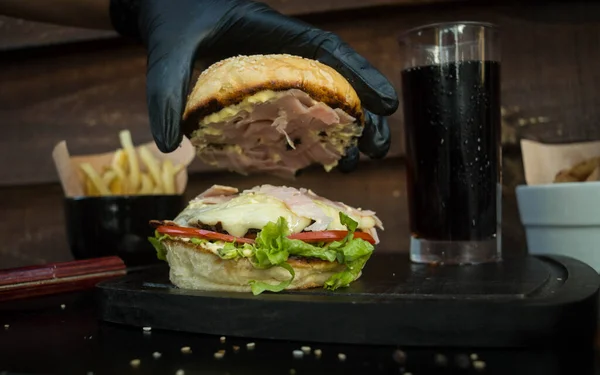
[173,163,184,175]
[139,146,163,191]
[84,175,99,196]
[139,173,154,195]
[119,130,140,194]
[102,170,117,187]
[111,149,129,194]
[161,159,176,194]
[77,129,187,196]
[80,163,111,195]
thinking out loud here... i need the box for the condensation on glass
[398,22,502,265]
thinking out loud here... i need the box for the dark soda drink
[401,60,501,242]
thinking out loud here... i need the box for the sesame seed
[181,346,192,354]
[143,327,152,332]
[338,353,346,362]
[152,352,162,359]
[232,345,240,353]
[60,304,66,310]
[392,349,407,364]
[314,349,322,359]
[473,360,486,371]
[176,370,185,375]
[301,346,311,354]
[247,342,256,350]
[4,324,9,329]
[470,353,479,361]
[130,359,141,368]
[292,350,304,359]
[87,372,94,375]
[214,350,225,359]
[290,369,296,375]
[220,336,226,343]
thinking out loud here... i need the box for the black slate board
[96,254,600,348]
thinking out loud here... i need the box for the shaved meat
[189,185,239,205]
[198,185,238,198]
[246,185,332,231]
[189,89,363,179]
[300,188,384,230]
[182,184,383,243]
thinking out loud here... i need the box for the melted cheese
[200,90,281,126]
[176,193,312,238]
[174,190,377,238]
[313,202,375,230]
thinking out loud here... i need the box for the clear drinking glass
[398,22,502,265]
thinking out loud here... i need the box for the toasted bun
[181,54,363,136]
[164,239,349,292]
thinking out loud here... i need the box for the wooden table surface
[0,289,598,375]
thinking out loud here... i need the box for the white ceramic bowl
[516,181,600,273]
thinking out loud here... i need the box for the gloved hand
[109,0,398,172]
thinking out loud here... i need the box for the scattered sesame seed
[247,342,256,350]
[87,372,94,375]
[130,359,141,368]
[405,373,413,375]
[473,360,486,371]
[314,349,322,359]
[557,277,563,281]
[232,345,240,353]
[152,352,162,359]
[181,346,192,354]
[301,346,311,354]
[220,336,226,343]
[214,350,225,359]
[392,273,396,276]
[338,353,347,362]
[176,370,185,375]
[392,349,407,364]
[60,304,66,310]
[4,324,9,329]
[470,353,479,361]
[292,350,304,359]
[143,327,152,332]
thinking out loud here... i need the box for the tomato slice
[155,225,255,244]
[288,230,376,244]
[155,225,376,245]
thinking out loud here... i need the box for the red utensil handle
[0,256,127,302]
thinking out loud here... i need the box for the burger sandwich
[149,184,383,295]
[181,54,365,178]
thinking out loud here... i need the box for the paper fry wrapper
[520,139,600,185]
[52,135,195,197]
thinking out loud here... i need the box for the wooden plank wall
[1,0,598,268]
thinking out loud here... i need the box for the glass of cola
[398,22,502,265]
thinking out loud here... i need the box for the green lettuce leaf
[249,262,295,295]
[147,230,172,261]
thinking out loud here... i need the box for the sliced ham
[184,184,383,243]
[246,185,333,231]
[190,89,362,178]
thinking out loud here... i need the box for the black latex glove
[109,0,398,172]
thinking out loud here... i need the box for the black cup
[64,195,185,266]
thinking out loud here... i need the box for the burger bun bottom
[163,240,350,293]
